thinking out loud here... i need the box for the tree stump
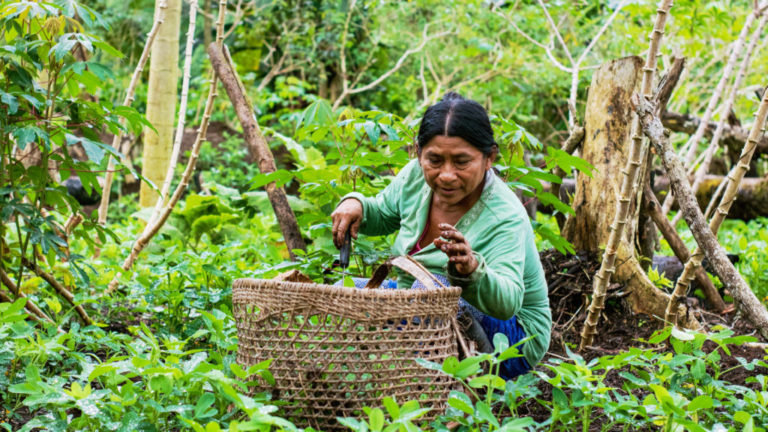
[563,56,697,329]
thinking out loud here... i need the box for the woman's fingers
[434,225,478,274]
[331,199,363,249]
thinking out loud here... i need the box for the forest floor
[518,250,768,429]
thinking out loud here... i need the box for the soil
[517,249,768,428]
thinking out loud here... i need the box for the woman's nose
[438,165,458,182]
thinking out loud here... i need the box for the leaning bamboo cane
[661,9,758,215]
[635,93,768,337]
[579,0,674,351]
[104,0,227,297]
[670,11,768,228]
[147,0,197,229]
[97,1,168,226]
[663,87,768,326]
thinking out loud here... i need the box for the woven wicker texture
[233,278,462,431]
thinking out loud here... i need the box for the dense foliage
[2,0,768,430]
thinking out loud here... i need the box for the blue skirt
[336,274,531,380]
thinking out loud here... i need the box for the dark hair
[416,92,497,156]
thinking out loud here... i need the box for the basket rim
[232,277,461,301]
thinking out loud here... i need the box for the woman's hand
[331,199,363,249]
[433,223,479,275]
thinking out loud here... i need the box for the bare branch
[333,23,453,109]
[536,0,574,64]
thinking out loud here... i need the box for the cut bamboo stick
[579,0,674,351]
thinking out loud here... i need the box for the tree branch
[208,43,306,258]
[21,257,91,325]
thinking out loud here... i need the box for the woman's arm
[331,160,419,246]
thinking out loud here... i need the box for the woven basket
[233,257,463,430]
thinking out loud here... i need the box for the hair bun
[441,91,464,102]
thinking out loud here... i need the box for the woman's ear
[486,144,499,168]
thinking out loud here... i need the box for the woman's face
[419,135,493,207]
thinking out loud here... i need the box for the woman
[331,92,551,379]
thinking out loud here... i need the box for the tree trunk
[140,0,182,208]
[563,57,696,330]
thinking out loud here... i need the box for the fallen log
[662,110,768,172]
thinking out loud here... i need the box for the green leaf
[298,99,334,129]
[367,407,384,432]
[447,391,473,415]
[498,417,535,432]
[476,401,499,427]
[441,356,459,375]
[381,397,399,419]
[493,333,510,353]
[194,393,217,419]
[0,90,18,114]
[687,395,713,412]
[454,356,483,379]
[363,121,380,145]
[12,126,43,150]
[552,387,568,408]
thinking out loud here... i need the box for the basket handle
[364,256,447,289]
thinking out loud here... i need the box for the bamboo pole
[662,10,758,215]
[670,11,768,228]
[662,84,768,326]
[104,0,227,297]
[207,44,307,258]
[579,0,674,351]
[148,0,198,228]
[98,1,168,226]
[635,93,768,338]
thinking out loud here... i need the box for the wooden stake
[207,43,307,259]
[579,0,674,351]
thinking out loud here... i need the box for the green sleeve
[447,216,528,320]
[339,162,416,237]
